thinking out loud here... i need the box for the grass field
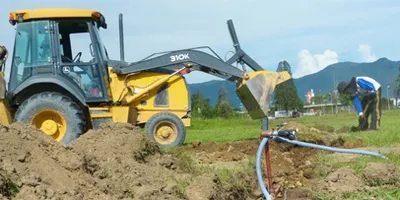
[184,109,400,199]
[186,109,400,147]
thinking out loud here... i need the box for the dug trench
[179,122,400,199]
[0,122,399,200]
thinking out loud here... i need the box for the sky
[1,0,400,84]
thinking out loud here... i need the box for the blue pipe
[275,137,388,159]
[256,136,388,200]
[256,137,272,200]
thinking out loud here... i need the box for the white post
[387,85,390,110]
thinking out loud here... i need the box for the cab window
[9,20,53,90]
[58,20,104,99]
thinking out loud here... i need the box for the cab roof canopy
[9,8,107,28]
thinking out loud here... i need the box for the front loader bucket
[236,71,291,119]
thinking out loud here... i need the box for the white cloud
[293,49,339,78]
[358,44,377,62]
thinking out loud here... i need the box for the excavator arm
[113,18,291,119]
[111,47,245,82]
[112,20,268,81]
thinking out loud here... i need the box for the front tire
[145,112,186,148]
[14,92,86,144]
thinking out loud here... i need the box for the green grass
[343,110,400,147]
[316,152,400,175]
[316,189,400,200]
[175,178,191,199]
[185,109,400,147]
[165,148,257,200]
[184,116,261,144]
[341,189,400,200]
[336,153,400,171]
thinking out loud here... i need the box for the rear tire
[145,112,186,148]
[14,92,86,144]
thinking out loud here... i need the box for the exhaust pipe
[225,19,264,72]
[227,19,241,52]
[119,13,125,62]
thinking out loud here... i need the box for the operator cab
[8,9,112,104]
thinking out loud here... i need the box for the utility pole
[387,85,390,110]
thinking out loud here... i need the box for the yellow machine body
[89,69,191,127]
[0,72,13,125]
[9,8,103,23]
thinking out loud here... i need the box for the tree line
[190,85,238,119]
[190,62,400,119]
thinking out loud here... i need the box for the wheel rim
[31,109,67,142]
[153,121,178,145]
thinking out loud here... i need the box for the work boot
[370,120,377,130]
[358,116,368,131]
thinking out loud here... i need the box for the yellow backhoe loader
[0,8,291,148]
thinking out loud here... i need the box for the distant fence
[303,101,399,116]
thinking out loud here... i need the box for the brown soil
[362,162,400,187]
[0,122,192,200]
[0,121,399,200]
[310,162,400,199]
[315,167,364,194]
[185,174,217,200]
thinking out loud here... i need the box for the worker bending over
[337,76,381,131]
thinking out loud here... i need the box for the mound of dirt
[185,174,217,200]
[1,119,396,200]
[180,139,319,198]
[335,126,350,133]
[362,163,400,187]
[181,140,259,164]
[0,122,209,200]
[284,187,317,200]
[311,163,400,198]
[284,122,345,147]
[318,167,364,194]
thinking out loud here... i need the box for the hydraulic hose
[256,137,272,200]
[275,137,388,159]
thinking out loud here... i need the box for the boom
[111,47,245,82]
[112,15,291,120]
[112,18,270,84]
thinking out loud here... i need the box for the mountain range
[187,57,400,109]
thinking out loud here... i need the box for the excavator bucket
[236,71,291,119]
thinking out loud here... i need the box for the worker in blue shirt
[337,76,381,131]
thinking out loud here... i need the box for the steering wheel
[73,52,82,63]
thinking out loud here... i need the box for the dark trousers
[360,88,381,130]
